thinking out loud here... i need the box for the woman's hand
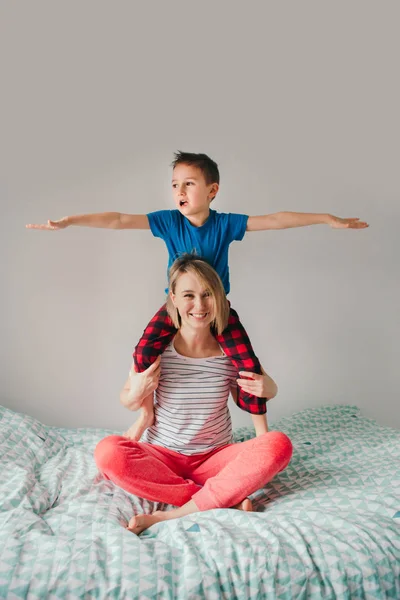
[120,356,161,411]
[128,356,161,400]
[237,370,278,400]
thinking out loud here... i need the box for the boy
[26,152,368,440]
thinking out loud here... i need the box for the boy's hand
[237,371,277,400]
[328,216,369,229]
[129,356,161,400]
[26,218,69,230]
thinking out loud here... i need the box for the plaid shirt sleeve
[133,304,177,371]
[216,305,267,415]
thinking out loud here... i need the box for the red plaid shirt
[134,304,266,415]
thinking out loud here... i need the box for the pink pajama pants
[94,431,293,511]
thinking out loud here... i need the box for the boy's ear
[209,183,219,201]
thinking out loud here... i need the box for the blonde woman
[95,255,292,534]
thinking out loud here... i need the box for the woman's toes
[127,515,143,533]
[242,498,253,512]
[125,511,167,535]
[233,498,253,511]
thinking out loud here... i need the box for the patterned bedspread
[1,404,399,599]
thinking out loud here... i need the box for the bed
[1,404,399,599]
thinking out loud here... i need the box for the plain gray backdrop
[1,1,399,430]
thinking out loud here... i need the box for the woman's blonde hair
[166,254,229,335]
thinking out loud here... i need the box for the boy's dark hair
[172,151,220,186]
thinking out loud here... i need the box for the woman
[95,255,292,534]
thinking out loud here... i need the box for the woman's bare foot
[126,498,253,536]
[126,510,167,535]
[234,498,253,512]
[123,411,155,441]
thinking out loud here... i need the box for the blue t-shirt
[147,209,248,294]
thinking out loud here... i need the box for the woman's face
[170,271,215,331]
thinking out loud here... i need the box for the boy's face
[172,164,219,217]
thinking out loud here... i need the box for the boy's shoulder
[212,209,249,223]
[212,209,247,217]
[147,208,177,216]
[147,208,180,222]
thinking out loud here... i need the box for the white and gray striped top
[141,341,238,455]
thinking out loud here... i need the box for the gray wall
[2,1,399,430]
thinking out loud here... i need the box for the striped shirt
[141,341,238,455]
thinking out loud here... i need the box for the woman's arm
[230,385,269,435]
[120,376,144,411]
[252,413,269,435]
[120,357,161,411]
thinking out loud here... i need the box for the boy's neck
[185,208,211,228]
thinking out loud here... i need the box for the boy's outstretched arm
[247,212,369,231]
[26,212,150,231]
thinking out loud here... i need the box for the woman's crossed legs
[95,431,292,534]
